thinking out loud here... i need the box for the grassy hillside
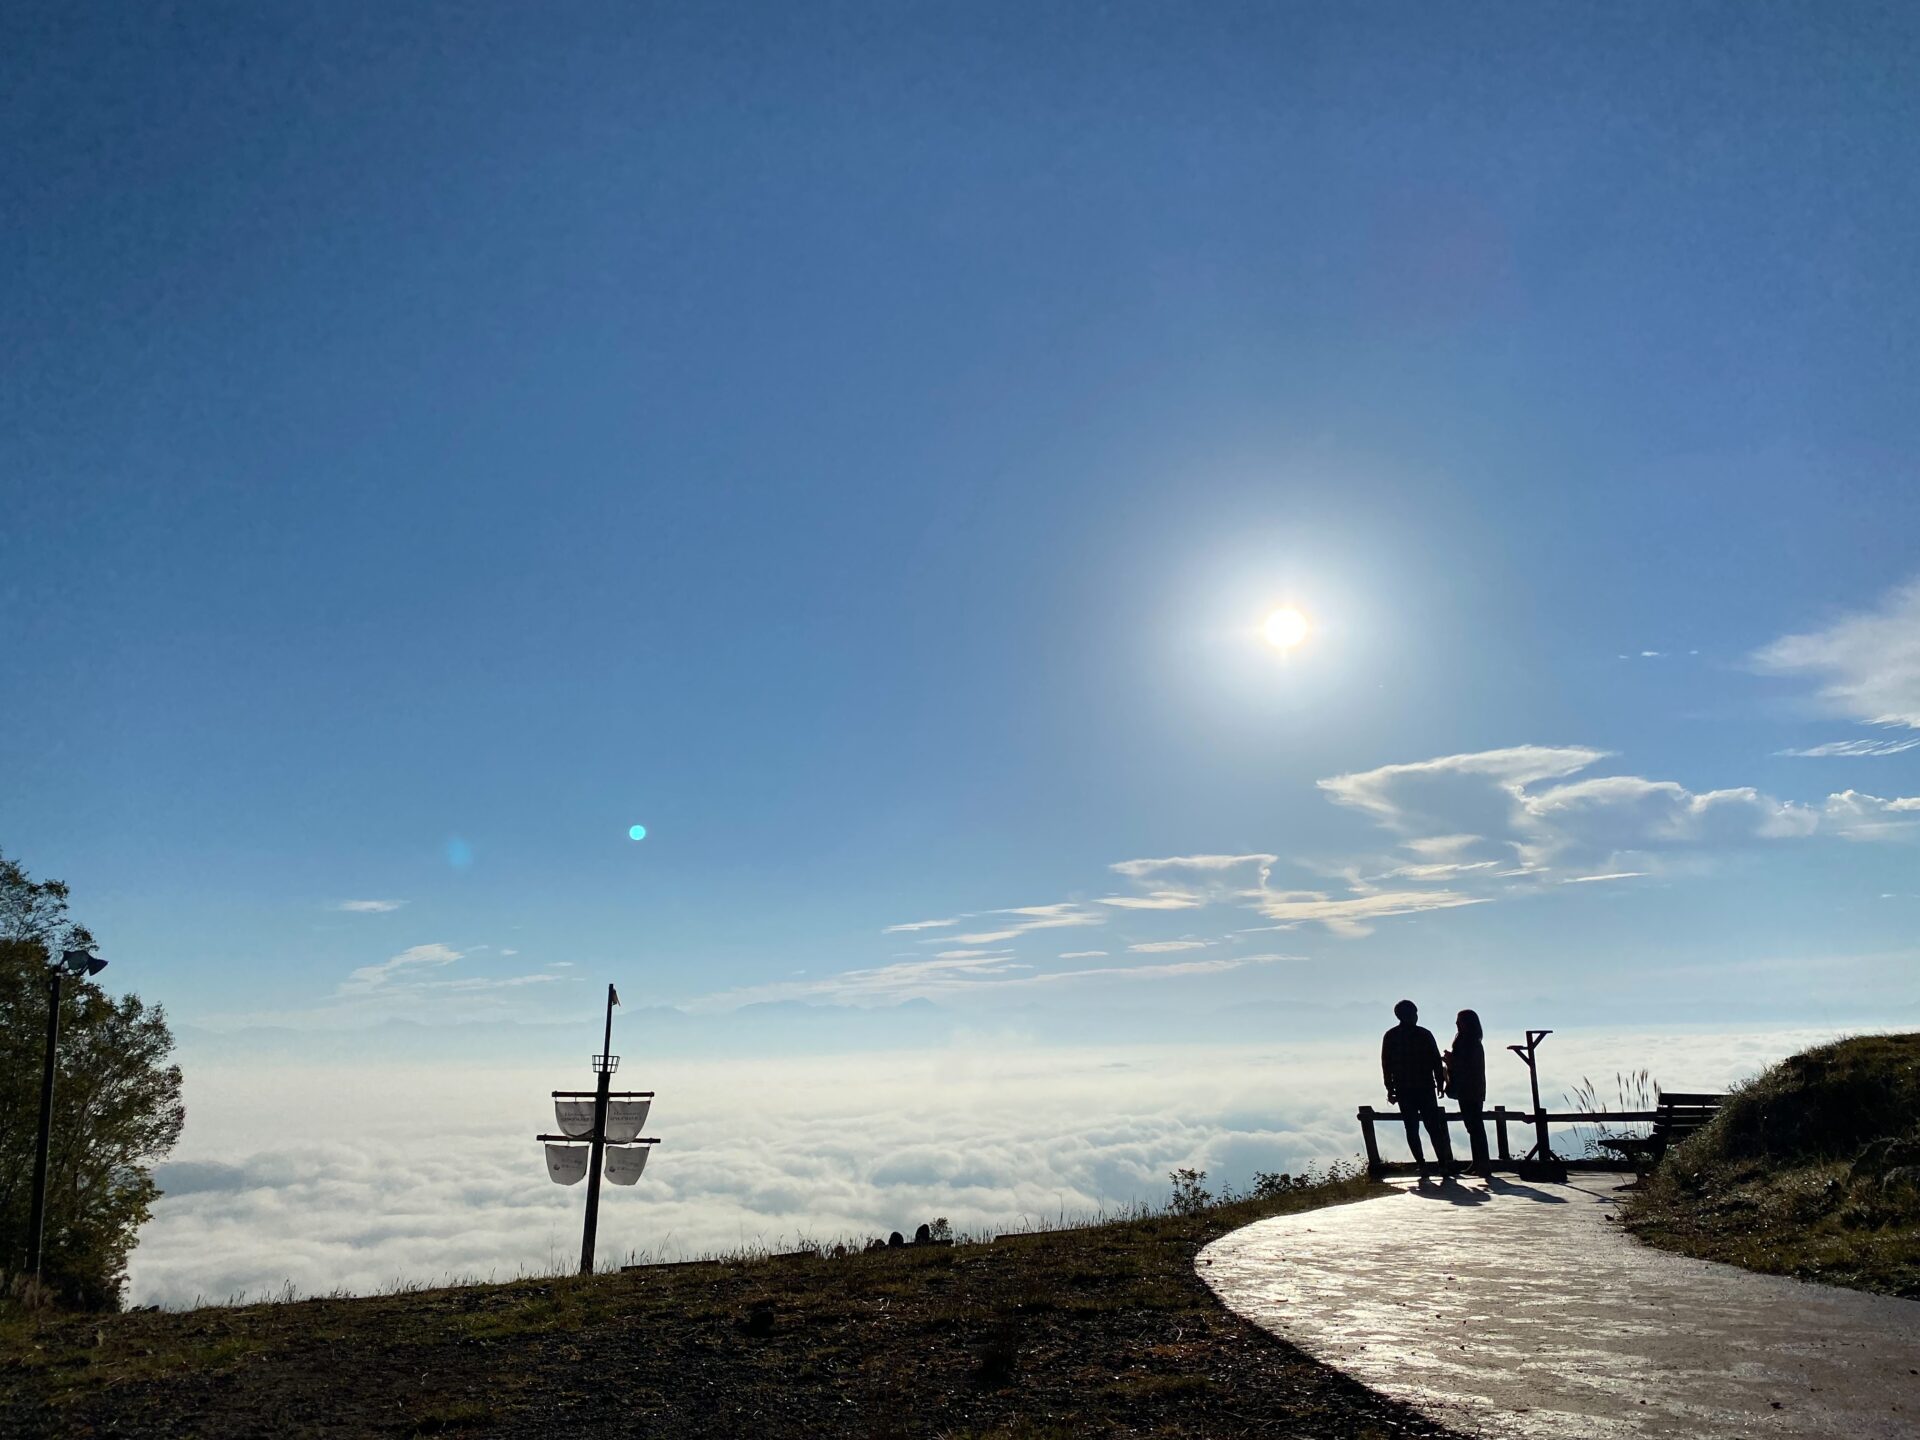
[1624,1031,1920,1297]
[2,1174,1458,1439]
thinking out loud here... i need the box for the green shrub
[1683,1033,1920,1168]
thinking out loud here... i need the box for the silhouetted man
[1382,999,1456,1180]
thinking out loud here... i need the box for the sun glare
[1263,606,1310,651]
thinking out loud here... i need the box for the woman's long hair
[1455,1008,1483,1041]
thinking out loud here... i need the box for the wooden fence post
[1494,1105,1511,1163]
[1357,1106,1383,1179]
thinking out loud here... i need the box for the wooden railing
[1357,1105,1658,1177]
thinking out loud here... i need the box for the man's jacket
[1381,1023,1446,1099]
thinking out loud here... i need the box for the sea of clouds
[125,1023,1865,1308]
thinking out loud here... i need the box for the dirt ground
[3,1178,1457,1439]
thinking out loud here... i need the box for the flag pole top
[601,982,620,1060]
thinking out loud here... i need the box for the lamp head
[59,948,106,978]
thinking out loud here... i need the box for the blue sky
[6,3,1918,1046]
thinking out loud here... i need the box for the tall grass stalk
[1562,1068,1656,1158]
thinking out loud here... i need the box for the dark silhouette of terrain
[1,1175,1462,1439]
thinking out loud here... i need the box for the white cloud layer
[129,1027,1866,1309]
[1755,577,1920,728]
[334,899,405,913]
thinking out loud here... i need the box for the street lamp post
[581,991,617,1275]
[27,948,107,1281]
[535,983,659,1274]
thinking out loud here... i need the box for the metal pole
[1525,1031,1552,1161]
[27,971,63,1280]
[1506,1030,1554,1162]
[579,983,616,1275]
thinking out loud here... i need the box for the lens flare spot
[628,824,647,841]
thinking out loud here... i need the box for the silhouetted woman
[1445,1009,1491,1178]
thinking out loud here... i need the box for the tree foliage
[0,850,184,1310]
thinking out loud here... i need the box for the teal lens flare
[629,825,647,841]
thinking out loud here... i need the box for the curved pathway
[1200,1174,1920,1439]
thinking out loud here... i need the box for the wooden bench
[1597,1091,1725,1176]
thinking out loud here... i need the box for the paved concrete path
[1199,1174,1920,1439]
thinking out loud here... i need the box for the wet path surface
[1200,1174,1920,1439]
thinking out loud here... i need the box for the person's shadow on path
[1484,1176,1568,1204]
[1563,1179,1624,1207]
[1407,1177,1491,1206]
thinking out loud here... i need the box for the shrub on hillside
[1167,1168,1212,1216]
[1627,1033,1920,1298]
[1677,1033,1920,1170]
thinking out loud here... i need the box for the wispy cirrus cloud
[837,721,1920,989]
[1777,738,1920,758]
[341,943,463,993]
[919,747,1920,953]
[334,899,405,914]
[1110,854,1279,881]
[1178,744,1920,936]
[944,903,1104,946]
[1023,953,1298,984]
[687,944,1287,1011]
[1362,859,1500,883]
[1754,577,1920,729]
[882,917,958,933]
[339,943,563,1000]
[1100,854,1277,912]
[692,953,1028,1010]
[1252,888,1487,938]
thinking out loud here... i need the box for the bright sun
[1263,606,1310,650]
